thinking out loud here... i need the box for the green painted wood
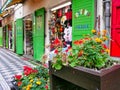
[33,8,45,61]
[72,0,95,41]
[16,19,23,54]
[0,27,3,46]
[12,22,15,51]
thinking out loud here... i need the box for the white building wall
[14,4,23,21]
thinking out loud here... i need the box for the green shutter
[33,8,45,61]
[16,18,23,54]
[12,22,15,51]
[72,0,95,41]
[0,27,2,46]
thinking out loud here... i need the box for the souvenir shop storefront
[49,0,95,51]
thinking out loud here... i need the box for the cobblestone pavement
[0,48,35,90]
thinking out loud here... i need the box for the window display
[24,19,33,55]
[49,5,72,51]
[8,24,12,49]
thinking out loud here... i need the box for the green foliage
[14,65,49,90]
[69,35,110,69]
[51,30,117,70]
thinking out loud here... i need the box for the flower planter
[49,61,120,90]
[11,78,19,90]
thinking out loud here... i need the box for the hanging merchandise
[8,24,12,49]
[49,5,72,51]
[24,19,33,56]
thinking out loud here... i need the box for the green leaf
[69,62,77,67]
[54,63,62,70]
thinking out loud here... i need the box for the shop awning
[1,0,25,11]
[0,8,13,17]
[0,10,8,17]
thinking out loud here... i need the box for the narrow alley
[0,47,35,90]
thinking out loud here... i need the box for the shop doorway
[33,8,45,60]
[3,26,6,48]
[16,18,23,55]
[8,23,13,50]
[24,15,33,56]
[3,26,8,48]
[49,3,72,51]
[111,0,120,57]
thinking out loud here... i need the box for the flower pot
[49,61,120,90]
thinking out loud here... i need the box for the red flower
[23,66,33,71]
[53,38,61,46]
[74,40,83,45]
[78,50,83,57]
[45,84,48,90]
[32,69,38,73]
[102,44,107,49]
[24,70,31,76]
[15,75,22,80]
[54,49,58,54]
[23,66,33,76]
[17,81,22,86]
[100,50,105,53]
[84,38,90,41]
[74,40,79,45]
[65,49,68,52]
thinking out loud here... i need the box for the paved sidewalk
[0,48,35,90]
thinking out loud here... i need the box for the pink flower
[43,64,48,68]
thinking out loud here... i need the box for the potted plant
[49,30,120,90]
[12,65,49,90]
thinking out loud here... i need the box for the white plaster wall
[14,4,23,21]
[45,9,50,54]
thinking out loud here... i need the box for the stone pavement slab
[0,48,35,90]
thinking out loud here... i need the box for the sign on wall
[72,0,95,40]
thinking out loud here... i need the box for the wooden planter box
[49,61,120,90]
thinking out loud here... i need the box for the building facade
[1,0,119,60]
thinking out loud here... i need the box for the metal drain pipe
[103,0,111,47]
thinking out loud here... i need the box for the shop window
[49,5,72,51]
[24,19,33,55]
